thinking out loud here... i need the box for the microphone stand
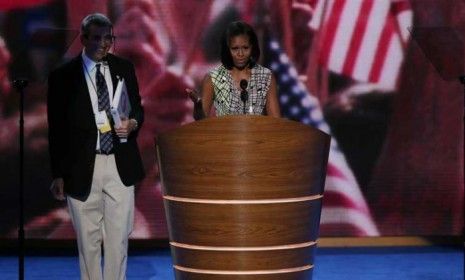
[240,79,248,115]
[240,90,248,115]
[13,78,28,280]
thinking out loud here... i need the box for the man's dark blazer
[47,53,145,201]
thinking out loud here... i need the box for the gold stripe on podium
[170,241,317,251]
[174,264,314,275]
[163,194,323,204]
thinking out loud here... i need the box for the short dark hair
[220,21,260,69]
[80,13,113,36]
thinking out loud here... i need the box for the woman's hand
[185,88,201,103]
[185,88,205,120]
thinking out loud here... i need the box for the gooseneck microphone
[240,79,248,114]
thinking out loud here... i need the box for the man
[47,13,144,280]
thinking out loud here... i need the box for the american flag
[264,37,379,236]
[308,0,413,90]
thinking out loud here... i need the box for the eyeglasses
[86,34,115,44]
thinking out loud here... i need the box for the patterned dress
[209,64,272,116]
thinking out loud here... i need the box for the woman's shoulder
[253,63,272,75]
[209,64,227,75]
[208,64,229,83]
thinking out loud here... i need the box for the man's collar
[81,50,108,71]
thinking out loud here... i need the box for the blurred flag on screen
[264,37,379,236]
[0,0,52,10]
[308,0,412,90]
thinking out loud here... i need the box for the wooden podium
[156,116,330,280]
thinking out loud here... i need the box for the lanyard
[83,62,113,115]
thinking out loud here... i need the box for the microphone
[240,79,248,91]
[240,79,248,114]
[13,79,29,91]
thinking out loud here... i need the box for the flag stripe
[323,190,369,212]
[308,0,328,30]
[328,0,364,72]
[310,0,412,89]
[369,17,394,83]
[378,36,403,87]
[342,0,374,75]
[321,207,380,236]
[324,174,370,213]
[326,162,347,180]
[352,1,390,81]
[320,0,346,67]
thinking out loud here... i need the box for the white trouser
[67,154,134,280]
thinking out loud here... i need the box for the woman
[187,21,281,119]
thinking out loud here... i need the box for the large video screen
[0,0,462,239]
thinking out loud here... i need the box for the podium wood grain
[157,116,330,280]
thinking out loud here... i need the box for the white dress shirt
[81,51,114,150]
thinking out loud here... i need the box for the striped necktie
[96,63,113,153]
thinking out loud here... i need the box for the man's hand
[50,178,65,201]
[115,118,137,138]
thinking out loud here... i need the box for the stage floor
[0,246,463,279]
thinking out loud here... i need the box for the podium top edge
[156,115,330,141]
